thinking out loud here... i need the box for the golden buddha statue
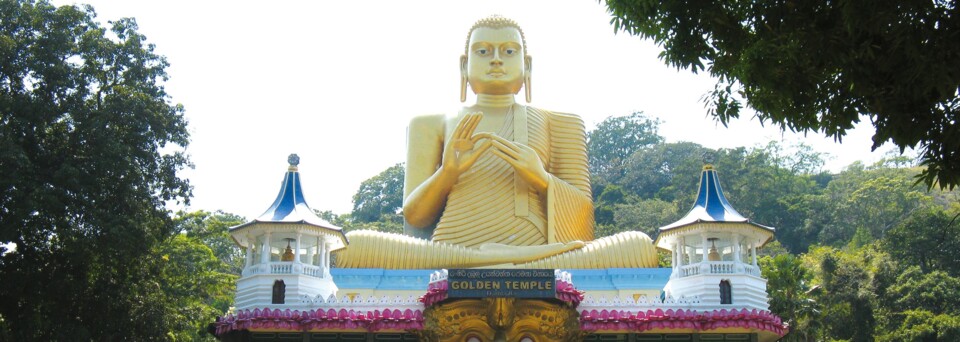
[334,15,657,269]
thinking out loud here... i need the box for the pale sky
[53,0,897,218]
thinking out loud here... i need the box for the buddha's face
[464,27,527,96]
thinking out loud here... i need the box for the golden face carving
[464,27,528,96]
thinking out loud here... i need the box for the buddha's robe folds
[432,105,593,247]
[333,106,658,269]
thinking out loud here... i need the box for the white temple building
[228,154,348,310]
[654,161,776,310]
[212,156,786,342]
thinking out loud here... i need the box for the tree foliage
[351,163,404,224]
[175,210,246,275]
[0,1,192,339]
[760,254,820,341]
[604,0,960,189]
[883,208,960,275]
[587,111,662,184]
[151,234,236,341]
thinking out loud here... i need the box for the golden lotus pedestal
[416,298,583,342]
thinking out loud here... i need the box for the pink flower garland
[579,308,786,336]
[212,307,424,336]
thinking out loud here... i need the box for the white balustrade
[709,261,735,274]
[677,261,758,278]
[680,264,700,277]
[241,262,325,278]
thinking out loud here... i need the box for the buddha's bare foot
[477,241,585,264]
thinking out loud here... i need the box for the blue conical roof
[659,165,773,232]
[231,155,344,237]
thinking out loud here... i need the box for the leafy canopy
[0,0,191,339]
[604,0,960,189]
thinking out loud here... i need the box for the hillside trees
[349,163,404,234]
[587,111,662,185]
[0,1,194,339]
[604,0,960,190]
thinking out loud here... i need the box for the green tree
[760,254,821,341]
[587,111,662,185]
[620,141,709,202]
[610,198,679,238]
[175,210,246,275]
[805,246,878,342]
[0,1,191,339]
[151,234,236,341]
[811,166,932,246]
[351,163,404,223]
[604,0,960,189]
[883,208,960,275]
[877,310,960,342]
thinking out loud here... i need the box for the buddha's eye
[504,48,517,55]
[476,48,488,56]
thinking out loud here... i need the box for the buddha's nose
[491,51,503,66]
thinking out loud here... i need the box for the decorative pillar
[678,236,685,266]
[700,233,709,264]
[306,243,315,267]
[733,234,742,263]
[294,233,302,263]
[323,240,332,276]
[751,243,758,267]
[317,236,330,269]
[700,232,710,274]
[671,242,679,278]
[261,232,272,264]
[244,235,254,268]
[293,233,303,273]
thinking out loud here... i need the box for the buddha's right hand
[440,113,491,178]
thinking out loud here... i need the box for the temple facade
[211,156,786,342]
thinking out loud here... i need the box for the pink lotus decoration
[212,306,425,336]
[579,308,786,337]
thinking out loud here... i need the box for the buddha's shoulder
[408,114,447,132]
[527,106,585,128]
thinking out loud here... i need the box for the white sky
[54,0,897,218]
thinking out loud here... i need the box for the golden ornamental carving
[416,298,583,342]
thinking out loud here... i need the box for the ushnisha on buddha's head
[461,15,533,103]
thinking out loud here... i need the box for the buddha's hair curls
[464,15,528,55]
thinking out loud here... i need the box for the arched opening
[719,279,732,304]
[272,279,286,304]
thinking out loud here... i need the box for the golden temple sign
[447,269,555,298]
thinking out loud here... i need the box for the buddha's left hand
[476,133,549,193]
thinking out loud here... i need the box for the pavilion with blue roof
[654,160,776,310]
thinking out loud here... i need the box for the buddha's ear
[524,55,533,103]
[460,54,468,103]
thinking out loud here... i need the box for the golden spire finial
[702,151,715,170]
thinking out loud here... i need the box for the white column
[306,242,316,266]
[317,236,327,268]
[678,237,685,266]
[751,243,758,267]
[700,233,710,273]
[294,233,302,263]
[261,232,272,264]
[700,233,709,264]
[323,241,332,273]
[671,242,679,278]
[244,235,254,268]
[733,234,742,263]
